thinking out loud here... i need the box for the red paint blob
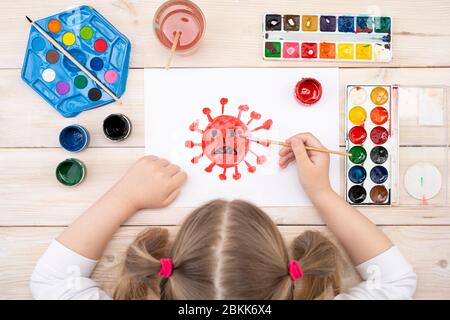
[295,78,322,106]
[370,126,389,145]
[349,126,367,144]
[370,106,389,125]
[301,42,318,58]
[94,39,108,52]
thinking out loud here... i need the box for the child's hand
[113,156,187,210]
[279,133,332,198]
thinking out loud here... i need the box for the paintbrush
[25,16,122,104]
[166,31,182,70]
[244,137,352,157]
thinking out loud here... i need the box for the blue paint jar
[370,166,388,184]
[59,125,90,152]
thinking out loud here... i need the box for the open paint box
[263,14,392,62]
[345,85,449,206]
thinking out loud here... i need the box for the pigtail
[290,231,342,300]
[113,228,169,300]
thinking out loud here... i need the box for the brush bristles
[26,16,33,23]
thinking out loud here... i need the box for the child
[30,133,416,299]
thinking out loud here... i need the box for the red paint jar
[295,78,322,105]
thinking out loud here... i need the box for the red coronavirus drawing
[185,98,273,180]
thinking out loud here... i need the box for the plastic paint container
[56,158,86,186]
[59,125,89,152]
[295,78,322,105]
[103,114,132,141]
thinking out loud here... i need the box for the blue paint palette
[21,6,131,117]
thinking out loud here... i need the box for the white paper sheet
[145,68,340,207]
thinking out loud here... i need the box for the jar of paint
[56,158,86,186]
[294,78,322,105]
[153,0,206,54]
[103,114,132,141]
[59,125,89,152]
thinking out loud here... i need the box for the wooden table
[0,0,449,299]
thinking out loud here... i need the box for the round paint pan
[370,166,389,184]
[294,78,322,105]
[348,165,367,184]
[370,146,388,164]
[370,185,389,204]
[349,106,367,125]
[370,86,389,105]
[349,86,367,105]
[59,125,89,152]
[348,126,367,144]
[349,146,367,164]
[103,114,132,141]
[56,158,86,186]
[370,126,389,145]
[348,185,367,204]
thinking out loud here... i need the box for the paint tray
[344,85,449,206]
[344,85,394,205]
[21,6,131,118]
[391,86,449,206]
[263,14,392,62]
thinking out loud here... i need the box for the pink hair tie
[288,260,304,281]
[159,258,173,278]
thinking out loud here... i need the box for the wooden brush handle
[264,139,351,157]
[27,17,121,104]
[166,31,181,70]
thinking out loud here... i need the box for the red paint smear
[370,106,389,125]
[349,126,367,144]
[295,78,322,105]
[185,98,272,180]
[370,126,389,145]
[301,42,318,58]
[94,39,108,53]
[356,27,372,33]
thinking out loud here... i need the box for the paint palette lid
[21,6,131,117]
[391,85,449,206]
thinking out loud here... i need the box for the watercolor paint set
[345,85,449,206]
[22,5,131,118]
[263,14,392,62]
[345,85,393,205]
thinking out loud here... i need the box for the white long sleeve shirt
[30,240,417,300]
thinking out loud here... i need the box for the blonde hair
[113,200,342,300]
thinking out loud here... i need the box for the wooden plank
[2,0,450,69]
[0,147,448,226]
[0,225,448,299]
[1,68,449,148]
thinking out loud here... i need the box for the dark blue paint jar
[370,166,389,184]
[59,125,89,152]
